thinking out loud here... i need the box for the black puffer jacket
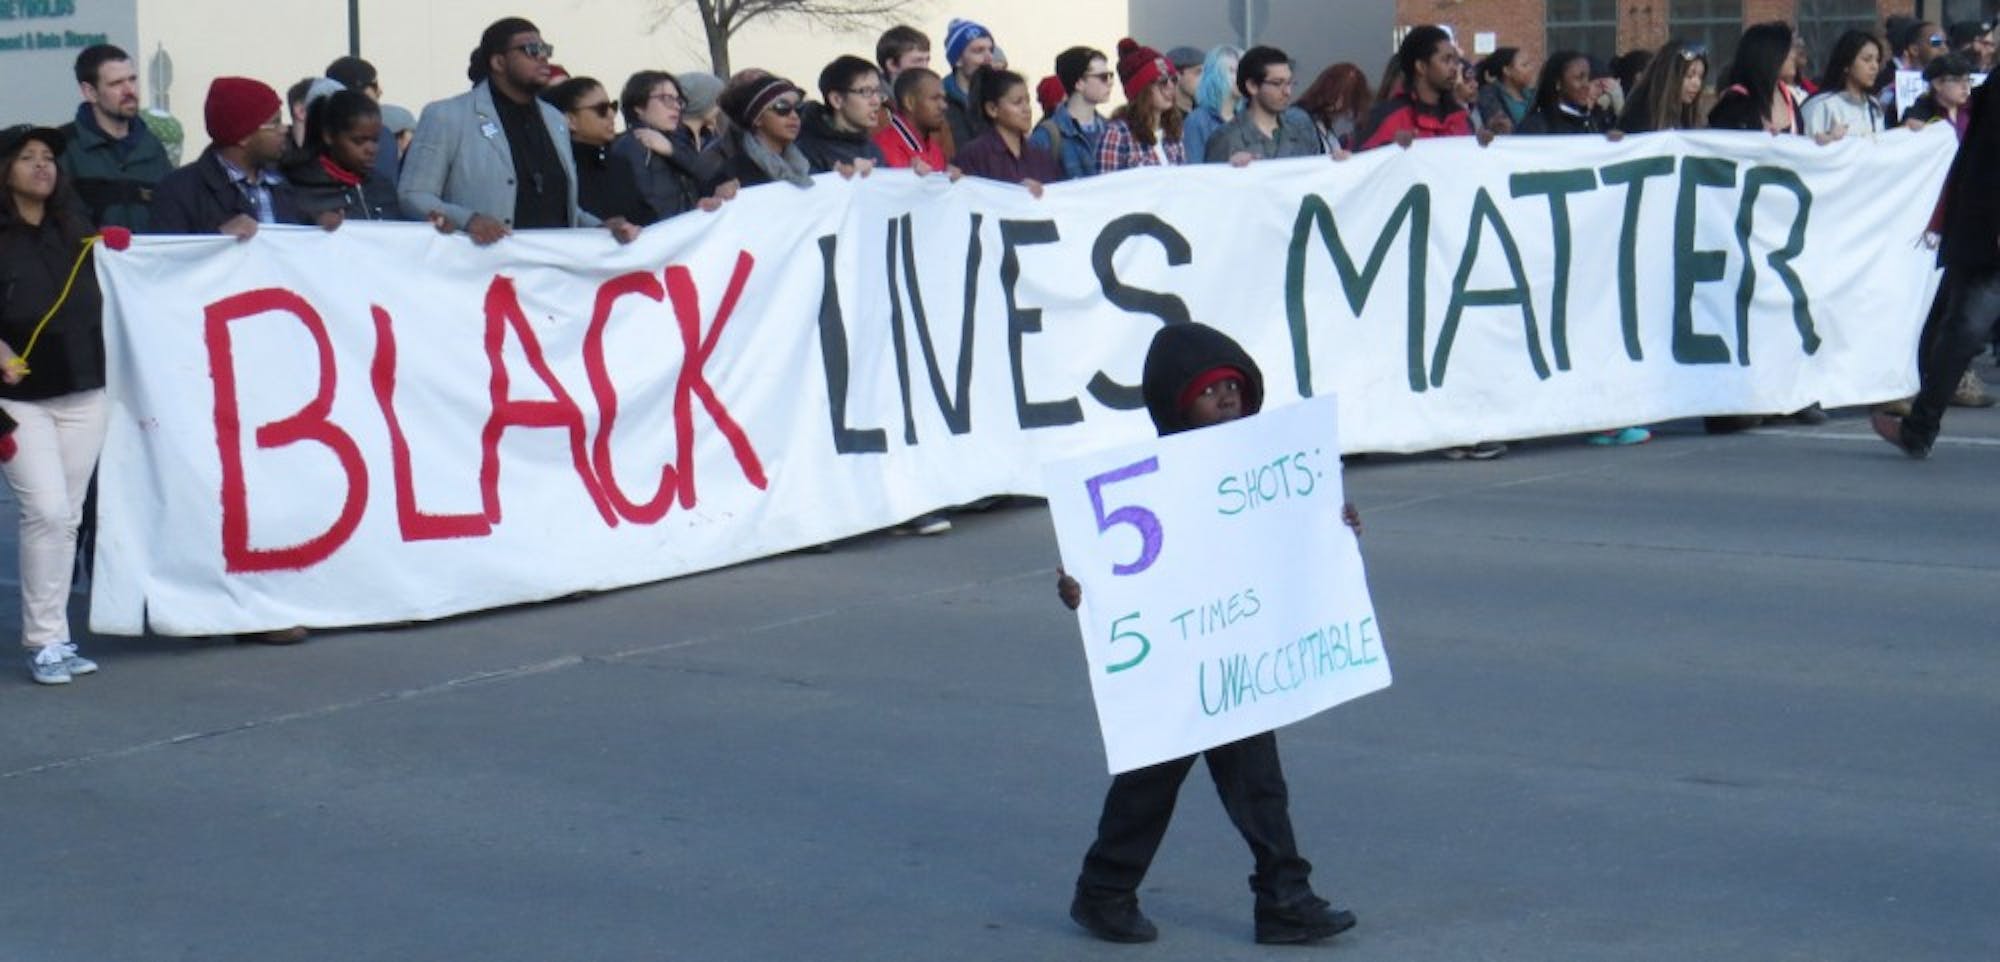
[1140,322,1265,436]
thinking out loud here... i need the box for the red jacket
[1360,96,1472,150]
[874,113,948,171]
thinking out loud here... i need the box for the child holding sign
[1057,322,1362,945]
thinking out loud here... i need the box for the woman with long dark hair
[1800,30,1887,141]
[1518,50,1611,134]
[1619,40,1709,133]
[1295,62,1372,152]
[1707,23,1830,430]
[1099,40,1188,170]
[1708,21,1802,134]
[0,126,108,685]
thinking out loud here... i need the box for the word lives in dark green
[1286,154,1817,395]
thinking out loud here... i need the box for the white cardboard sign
[1042,394,1390,773]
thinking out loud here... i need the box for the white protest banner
[1041,394,1387,774]
[92,128,1956,635]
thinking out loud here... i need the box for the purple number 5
[1085,456,1163,576]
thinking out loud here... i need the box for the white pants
[0,390,108,651]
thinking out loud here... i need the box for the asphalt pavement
[1,381,1995,962]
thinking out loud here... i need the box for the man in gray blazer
[399,17,639,245]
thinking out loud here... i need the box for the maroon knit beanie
[1115,38,1175,103]
[205,77,281,146]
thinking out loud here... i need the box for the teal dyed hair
[1194,44,1243,112]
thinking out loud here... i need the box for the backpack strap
[1036,116,1064,154]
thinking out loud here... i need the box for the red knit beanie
[1035,74,1065,117]
[1115,38,1175,103]
[204,77,281,146]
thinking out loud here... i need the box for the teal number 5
[1106,612,1151,674]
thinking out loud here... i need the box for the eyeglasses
[767,99,799,116]
[1929,34,1947,47]
[1259,77,1295,89]
[844,86,884,99]
[511,41,555,59]
[1152,75,1176,87]
[576,100,617,118]
[648,92,684,107]
[1679,41,1709,60]
[1086,71,1115,82]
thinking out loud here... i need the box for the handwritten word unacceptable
[1217,450,1326,516]
[1199,617,1381,716]
[206,253,769,574]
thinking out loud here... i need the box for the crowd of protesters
[3,10,1998,948]
[1,16,1995,688]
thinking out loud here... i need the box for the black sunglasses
[1679,41,1708,61]
[576,100,617,118]
[767,100,799,116]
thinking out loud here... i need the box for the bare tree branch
[648,0,917,75]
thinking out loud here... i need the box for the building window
[1546,0,1619,58]
[1796,0,1884,76]
[1669,0,1744,78]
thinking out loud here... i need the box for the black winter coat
[281,153,403,224]
[1939,79,2000,271]
[797,102,887,173]
[146,148,301,234]
[570,140,656,226]
[1517,103,1611,135]
[610,125,731,220]
[0,213,104,400]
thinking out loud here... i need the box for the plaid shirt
[1098,119,1187,172]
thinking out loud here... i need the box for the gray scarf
[743,133,813,188]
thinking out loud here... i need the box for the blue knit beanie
[944,18,992,67]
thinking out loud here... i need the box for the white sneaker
[56,642,97,676]
[29,646,71,685]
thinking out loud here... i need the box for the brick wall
[1395,0,1550,66]
[1394,1,1921,70]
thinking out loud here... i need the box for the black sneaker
[1254,894,1357,945]
[1070,892,1158,943]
